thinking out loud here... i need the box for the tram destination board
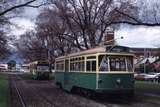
[106,45,132,53]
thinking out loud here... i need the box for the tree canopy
[4,0,160,62]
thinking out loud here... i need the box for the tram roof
[56,45,134,60]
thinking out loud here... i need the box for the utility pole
[45,40,52,73]
[144,48,146,73]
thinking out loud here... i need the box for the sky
[9,0,160,49]
[11,18,160,48]
[116,25,160,48]
[10,18,35,38]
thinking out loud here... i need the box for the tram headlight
[116,79,121,84]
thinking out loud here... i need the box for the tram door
[64,59,69,86]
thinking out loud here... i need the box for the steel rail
[16,75,56,107]
[12,80,27,107]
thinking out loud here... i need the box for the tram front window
[109,57,126,71]
[37,64,49,71]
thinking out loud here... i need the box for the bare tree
[0,0,51,60]
[17,0,160,62]
[0,31,10,59]
[36,8,76,55]
[46,0,139,49]
[0,0,37,16]
[16,30,48,62]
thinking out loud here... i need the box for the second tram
[29,60,50,79]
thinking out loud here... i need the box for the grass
[0,74,9,107]
[135,81,160,102]
[135,81,160,93]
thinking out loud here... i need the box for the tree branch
[26,2,51,8]
[0,0,36,16]
[111,21,160,26]
[115,8,141,23]
[112,8,160,26]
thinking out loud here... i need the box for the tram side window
[75,62,79,71]
[70,63,74,71]
[99,55,108,71]
[80,62,84,71]
[70,57,85,72]
[65,60,69,71]
[56,63,64,71]
[86,61,96,72]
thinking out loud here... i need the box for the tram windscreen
[37,64,49,71]
[109,57,126,71]
[99,55,133,72]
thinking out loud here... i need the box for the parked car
[148,73,160,80]
[134,73,159,81]
[134,73,148,81]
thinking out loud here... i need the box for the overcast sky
[10,0,160,48]
[11,18,160,48]
[116,25,160,48]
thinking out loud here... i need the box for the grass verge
[135,81,160,92]
[0,74,9,107]
[135,81,160,102]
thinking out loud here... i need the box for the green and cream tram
[55,45,135,95]
[29,60,50,79]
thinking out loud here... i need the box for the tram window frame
[86,60,96,72]
[87,56,96,59]
[65,59,69,72]
[126,57,133,72]
[109,56,127,72]
[55,60,65,72]
[70,56,85,72]
[86,55,96,72]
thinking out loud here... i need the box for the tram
[29,60,50,79]
[55,45,135,95]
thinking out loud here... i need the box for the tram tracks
[10,74,56,107]
[12,80,27,107]
[15,74,105,107]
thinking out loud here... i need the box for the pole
[144,48,146,73]
[45,40,52,73]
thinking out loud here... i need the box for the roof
[131,48,160,56]
[56,45,134,60]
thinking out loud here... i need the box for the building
[0,64,8,71]
[131,48,160,57]
[131,48,160,73]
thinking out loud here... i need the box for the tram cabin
[29,60,50,79]
[55,45,135,94]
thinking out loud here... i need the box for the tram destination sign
[106,45,132,53]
